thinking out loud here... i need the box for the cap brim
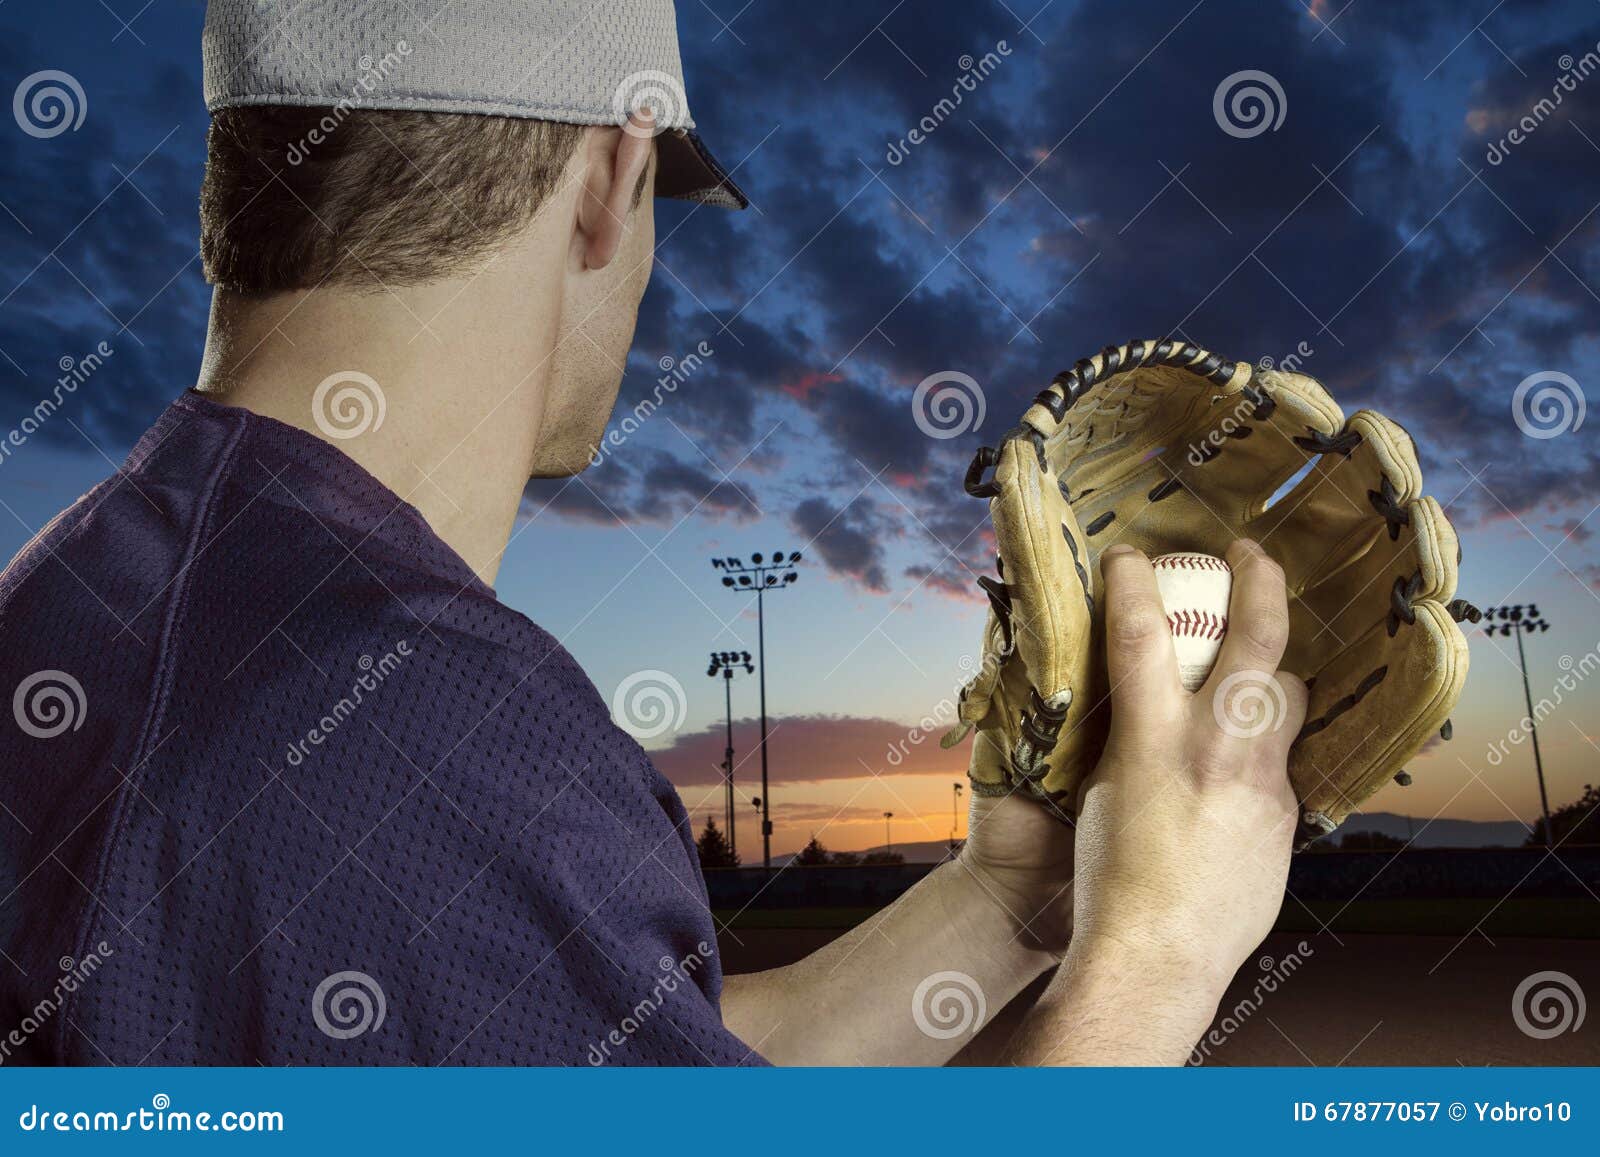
[655,128,748,209]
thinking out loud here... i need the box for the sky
[0,0,1597,859]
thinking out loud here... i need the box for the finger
[1266,673,1309,818]
[1203,661,1309,755]
[1272,670,1309,752]
[1102,545,1183,726]
[1253,671,1309,787]
[1204,539,1290,692]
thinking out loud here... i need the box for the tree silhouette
[794,835,832,865]
[696,817,740,869]
[1527,783,1600,848]
[791,837,905,866]
[1338,830,1406,851]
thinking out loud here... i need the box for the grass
[1276,897,1600,938]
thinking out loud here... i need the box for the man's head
[199,107,592,292]
[199,104,657,475]
[198,0,742,479]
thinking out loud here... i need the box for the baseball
[1150,552,1232,691]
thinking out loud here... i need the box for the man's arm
[725,539,1305,1067]
[720,848,1062,1066]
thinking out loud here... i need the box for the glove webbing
[1033,337,1236,424]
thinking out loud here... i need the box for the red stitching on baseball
[1152,554,1231,573]
[1167,610,1228,639]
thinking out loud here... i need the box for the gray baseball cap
[202,0,747,209]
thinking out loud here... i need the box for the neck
[195,246,559,588]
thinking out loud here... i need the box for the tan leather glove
[943,338,1479,846]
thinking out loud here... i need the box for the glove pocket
[1248,411,1423,598]
[1169,367,1346,525]
[1284,495,1460,677]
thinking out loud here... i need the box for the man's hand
[720,769,1075,1066]
[958,793,1075,957]
[720,680,1077,1067]
[1007,538,1307,1065]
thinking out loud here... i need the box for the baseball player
[0,3,1468,1066]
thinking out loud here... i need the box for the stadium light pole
[1482,604,1554,848]
[883,811,894,857]
[712,551,802,870]
[706,650,753,861]
[950,781,963,856]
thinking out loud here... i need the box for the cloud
[663,0,1600,594]
[767,802,895,827]
[638,453,761,520]
[522,449,761,528]
[0,34,209,453]
[6,0,1599,608]
[789,494,893,591]
[651,713,968,790]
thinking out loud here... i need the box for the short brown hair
[200,107,585,293]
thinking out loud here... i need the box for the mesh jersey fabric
[0,391,764,1066]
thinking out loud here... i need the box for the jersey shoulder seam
[54,405,251,1061]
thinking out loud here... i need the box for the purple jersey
[0,392,762,1066]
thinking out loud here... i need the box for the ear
[577,114,654,271]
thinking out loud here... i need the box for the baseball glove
[942,338,1479,846]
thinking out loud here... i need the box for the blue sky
[1,0,1597,855]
